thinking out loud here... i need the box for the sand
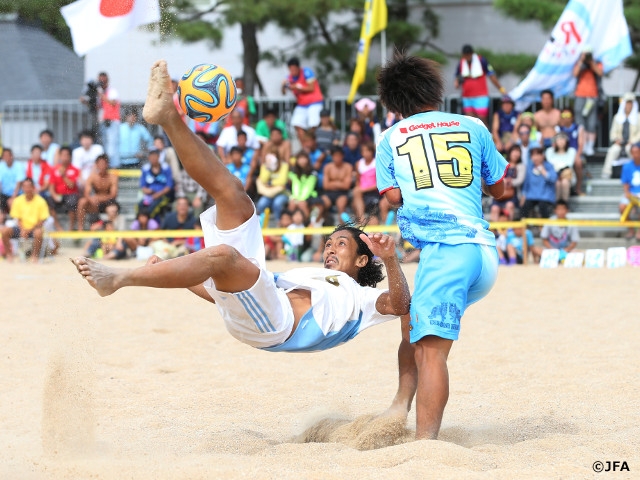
[1,251,638,479]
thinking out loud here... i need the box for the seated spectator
[287,150,317,218]
[492,96,519,153]
[602,93,640,179]
[520,146,557,218]
[255,149,290,222]
[255,109,288,144]
[498,222,541,265]
[77,154,118,230]
[82,220,117,259]
[25,145,52,198]
[72,130,104,190]
[119,107,154,168]
[619,143,640,240]
[216,108,260,163]
[354,97,382,144]
[515,124,538,167]
[170,138,206,216]
[490,144,525,221]
[104,208,159,260]
[282,208,307,261]
[315,146,354,223]
[1,177,49,263]
[227,146,252,191]
[315,109,341,155]
[347,117,368,144]
[185,218,204,253]
[154,196,196,258]
[534,89,561,148]
[48,146,81,231]
[545,132,577,202]
[262,126,291,167]
[352,141,389,224]
[541,199,580,262]
[0,148,25,214]
[514,112,542,148]
[264,210,292,260]
[304,132,327,180]
[39,129,60,165]
[343,132,362,167]
[555,108,585,194]
[82,200,125,257]
[138,149,174,220]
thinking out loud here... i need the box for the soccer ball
[177,64,237,123]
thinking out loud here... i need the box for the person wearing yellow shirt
[1,177,50,262]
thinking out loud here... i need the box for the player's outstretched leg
[142,60,254,231]
[383,314,417,419]
[71,243,260,297]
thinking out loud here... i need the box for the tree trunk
[241,22,263,96]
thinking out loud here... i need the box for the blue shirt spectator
[119,109,153,168]
[522,155,557,203]
[0,149,25,197]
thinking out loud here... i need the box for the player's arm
[484,179,505,200]
[360,233,411,316]
[188,284,216,303]
[383,187,403,208]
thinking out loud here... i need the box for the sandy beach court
[1,252,638,479]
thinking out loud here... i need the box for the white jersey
[264,267,395,352]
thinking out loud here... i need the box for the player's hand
[359,233,397,261]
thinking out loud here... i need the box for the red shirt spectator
[50,162,80,195]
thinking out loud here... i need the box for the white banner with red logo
[509,0,632,110]
[61,0,160,57]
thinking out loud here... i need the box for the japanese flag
[61,0,160,56]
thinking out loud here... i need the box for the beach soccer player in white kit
[72,60,411,353]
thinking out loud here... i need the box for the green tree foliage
[476,49,538,77]
[0,0,74,48]
[495,0,640,89]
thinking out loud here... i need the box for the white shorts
[200,206,294,348]
[291,102,323,130]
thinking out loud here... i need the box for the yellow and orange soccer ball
[177,64,237,123]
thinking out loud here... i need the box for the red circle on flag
[100,0,135,17]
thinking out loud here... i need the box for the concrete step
[586,179,622,196]
[569,196,620,214]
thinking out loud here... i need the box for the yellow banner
[347,0,387,104]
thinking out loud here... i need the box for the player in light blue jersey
[72,60,410,357]
[376,54,508,440]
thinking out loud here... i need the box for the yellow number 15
[395,132,474,189]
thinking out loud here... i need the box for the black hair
[154,135,165,142]
[236,130,247,138]
[555,199,569,209]
[31,144,43,152]
[79,130,94,140]
[541,89,554,100]
[2,147,12,156]
[59,146,72,156]
[330,145,344,156]
[104,199,120,212]
[292,150,313,177]
[377,52,443,118]
[506,144,522,163]
[229,146,243,155]
[95,153,109,165]
[264,108,278,117]
[287,57,300,67]
[22,176,35,185]
[270,126,284,136]
[462,44,474,54]
[40,129,54,138]
[331,222,385,287]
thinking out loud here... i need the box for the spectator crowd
[1,51,639,265]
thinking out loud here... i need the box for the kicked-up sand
[1,250,638,479]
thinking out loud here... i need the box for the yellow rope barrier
[47,219,640,240]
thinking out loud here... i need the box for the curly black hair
[331,222,385,288]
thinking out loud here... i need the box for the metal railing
[1,94,626,160]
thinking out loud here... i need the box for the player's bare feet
[71,257,121,297]
[142,60,179,125]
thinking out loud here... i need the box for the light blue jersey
[376,112,508,248]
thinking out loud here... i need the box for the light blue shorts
[461,96,490,116]
[409,243,498,342]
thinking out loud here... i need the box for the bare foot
[142,60,180,125]
[70,257,121,297]
[379,402,410,421]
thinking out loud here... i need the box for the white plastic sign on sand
[539,249,560,268]
[584,249,605,268]
[606,247,627,268]
[564,251,585,268]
